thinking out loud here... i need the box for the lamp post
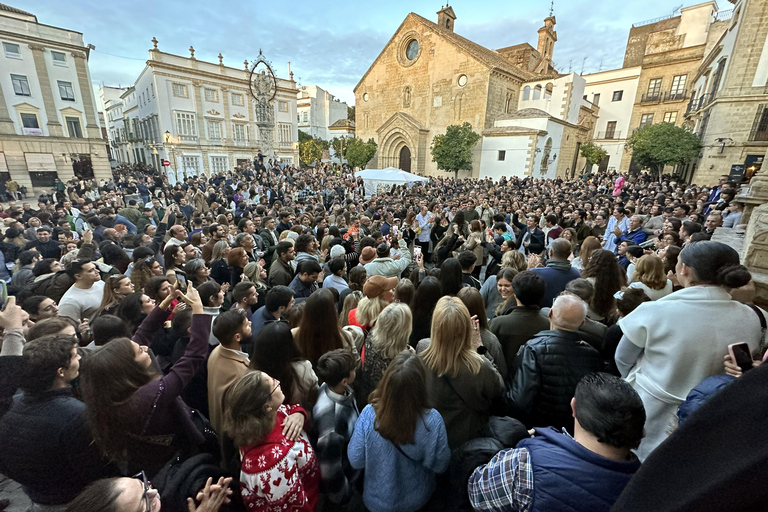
[164,130,174,172]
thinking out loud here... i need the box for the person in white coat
[615,241,764,460]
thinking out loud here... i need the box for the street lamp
[164,130,174,171]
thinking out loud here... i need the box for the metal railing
[641,92,662,104]
[715,9,733,21]
[233,139,249,147]
[597,130,622,139]
[632,14,673,28]
[179,135,198,143]
[666,89,688,101]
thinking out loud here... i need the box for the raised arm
[132,290,177,347]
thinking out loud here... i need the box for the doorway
[399,146,411,172]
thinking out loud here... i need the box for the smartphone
[414,246,422,257]
[728,342,754,372]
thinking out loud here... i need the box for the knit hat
[363,275,397,299]
[330,245,346,259]
[359,246,376,265]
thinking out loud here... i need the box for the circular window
[458,74,468,87]
[363,93,369,102]
[406,40,419,60]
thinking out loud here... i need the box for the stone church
[355,6,597,179]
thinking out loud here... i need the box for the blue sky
[22,0,708,105]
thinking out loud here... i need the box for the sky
[22,0,702,106]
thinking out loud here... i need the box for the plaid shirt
[468,447,533,512]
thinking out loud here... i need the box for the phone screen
[731,343,754,372]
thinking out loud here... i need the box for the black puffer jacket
[506,330,602,431]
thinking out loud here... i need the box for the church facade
[354,6,595,179]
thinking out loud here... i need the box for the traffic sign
[162,160,170,167]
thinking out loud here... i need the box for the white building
[102,39,300,177]
[0,3,110,191]
[583,66,641,173]
[479,72,596,180]
[297,85,349,140]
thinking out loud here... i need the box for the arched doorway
[399,145,411,172]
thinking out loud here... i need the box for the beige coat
[206,345,249,434]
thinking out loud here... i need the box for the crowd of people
[0,159,764,512]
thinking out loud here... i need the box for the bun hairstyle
[680,241,751,288]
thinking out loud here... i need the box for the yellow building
[354,7,593,179]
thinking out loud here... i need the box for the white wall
[678,2,718,48]
[479,135,534,180]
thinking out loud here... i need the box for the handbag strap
[139,381,165,437]
[393,443,419,463]
[747,304,768,354]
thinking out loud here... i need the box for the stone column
[221,86,232,145]
[0,76,16,134]
[71,52,100,136]
[740,202,768,309]
[191,80,207,145]
[28,44,63,136]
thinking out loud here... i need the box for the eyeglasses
[132,470,156,512]
[270,378,281,395]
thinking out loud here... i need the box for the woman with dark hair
[163,243,188,292]
[661,245,682,276]
[293,288,353,367]
[79,286,210,476]
[185,258,211,288]
[348,351,450,512]
[339,266,366,313]
[408,276,442,347]
[249,321,318,410]
[227,247,248,288]
[100,243,131,274]
[438,258,463,296]
[582,249,627,324]
[615,241,763,460]
[464,220,484,279]
[129,257,163,294]
[115,292,156,334]
[209,241,232,286]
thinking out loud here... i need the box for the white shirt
[628,280,674,301]
[58,281,106,322]
[415,213,434,242]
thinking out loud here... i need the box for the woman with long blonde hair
[417,296,504,449]
[572,235,601,272]
[628,254,673,300]
[355,302,413,409]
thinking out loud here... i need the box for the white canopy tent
[354,167,429,198]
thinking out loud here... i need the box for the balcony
[179,135,198,143]
[209,138,223,146]
[665,89,689,102]
[640,92,662,104]
[233,139,250,147]
[596,130,622,140]
[687,93,713,114]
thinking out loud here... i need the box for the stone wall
[623,17,682,68]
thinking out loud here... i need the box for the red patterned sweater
[239,404,320,512]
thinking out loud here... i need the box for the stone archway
[399,146,412,172]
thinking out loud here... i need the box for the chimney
[437,5,456,32]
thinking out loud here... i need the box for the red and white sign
[162,160,171,167]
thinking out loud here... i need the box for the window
[231,93,244,106]
[181,156,200,175]
[3,42,20,58]
[612,90,623,101]
[533,85,542,100]
[278,123,291,144]
[302,112,308,123]
[65,117,82,138]
[58,81,75,101]
[172,83,188,98]
[497,150,506,161]
[750,104,768,141]
[647,78,662,98]
[592,93,600,106]
[710,59,726,97]
[232,123,247,142]
[670,75,687,99]
[605,121,617,139]
[663,111,678,124]
[207,120,222,140]
[174,112,197,137]
[639,113,654,128]
[211,156,228,174]
[10,74,30,96]
[204,88,218,102]
[278,101,288,112]
[20,113,39,128]
[406,39,419,60]
[51,51,67,66]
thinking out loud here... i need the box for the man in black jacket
[24,226,60,259]
[512,212,546,256]
[0,333,113,507]
[507,293,603,431]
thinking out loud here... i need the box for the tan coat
[207,345,250,434]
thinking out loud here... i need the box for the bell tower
[437,4,456,32]
[537,14,557,63]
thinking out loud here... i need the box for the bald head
[549,293,587,332]
[550,238,572,260]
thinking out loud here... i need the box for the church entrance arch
[399,146,412,172]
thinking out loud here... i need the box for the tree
[299,139,323,167]
[580,142,608,175]
[430,122,481,179]
[627,123,701,179]
[298,129,312,144]
[330,137,349,160]
[348,105,355,122]
[345,138,377,169]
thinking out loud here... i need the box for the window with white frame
[663,111,678,124]
[51,51,67,66]
[302,112,308,123]
[20,113,39,129]
[207,120,222,139]
[172,83,188,98]
[278,101,288,112]
[639,113,654,128]
[58,81,75,101]
[11,74,30,96]
[2,42,20,58]
[232,123,247,142]
[211,156,228,174]
[204,88,218,102]
[669,75,687,100]
[174,112,197,137]
[231,93,244,106]
[182,156,200,175]
[278,123,291,143]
